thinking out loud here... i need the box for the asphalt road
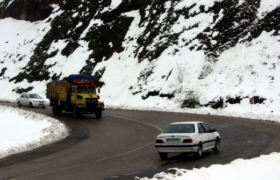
[0,102,279,180]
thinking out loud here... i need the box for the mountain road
[0,102,279,180]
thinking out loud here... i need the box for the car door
[18,94,25,104]
[197,123,209,150]
[23,94,30,105]
[20,94,26,105]
[201,123,216,148]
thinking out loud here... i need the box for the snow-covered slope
[0,0,280,118]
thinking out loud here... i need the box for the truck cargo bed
[46,82,69,101]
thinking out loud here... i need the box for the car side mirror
[211,129,216,132]
[98,88,100,93]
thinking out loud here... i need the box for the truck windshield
[77,88,96,94]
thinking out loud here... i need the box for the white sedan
[17,93,46,108]
[155,121,220,160]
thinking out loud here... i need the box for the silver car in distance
[155,121,220,160]
[17,93,46,108]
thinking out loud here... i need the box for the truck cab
[71,84,101,108]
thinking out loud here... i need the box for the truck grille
[86,98,97,108]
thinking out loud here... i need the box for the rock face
[0,0,280,112]
[0,0,62,21]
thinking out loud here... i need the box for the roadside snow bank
[0,105,69,159]
[138,152,280,180]
[106,105,280,124]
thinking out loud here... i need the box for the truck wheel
[73,105,80,118]
[52,104,62,115]
[95,109,102,119]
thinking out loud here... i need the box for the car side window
[202,123,211,133]
[20,94,25,98]
[197,123,205,134]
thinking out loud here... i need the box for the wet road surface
[0,102,279,180]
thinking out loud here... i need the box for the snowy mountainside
[0,0,280,116]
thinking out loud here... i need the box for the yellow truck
[46,74,105,119]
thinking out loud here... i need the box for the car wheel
[95,109,102,119]
[18,101,22,107]
[29,102,33,108]
[42,106,46,108]
[196,144,202,158]
[159,152,168,160]
[73,105,80,118]
[213,138,220,153]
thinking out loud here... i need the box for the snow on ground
[138,152,280,180]
[1,103,280,180]
[1,0,280,179]
[110,0,122,9]
[0,105,68,159]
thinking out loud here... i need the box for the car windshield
[163,124,195,133]
[77,88,96,94]
[28,94,41,99]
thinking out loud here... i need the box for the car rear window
[163,124,195,133]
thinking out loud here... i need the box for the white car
[17,93,46,108]
[155,121,220,160]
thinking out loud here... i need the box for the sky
[1,0,280,179]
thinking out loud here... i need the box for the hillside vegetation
[0,0,280,116]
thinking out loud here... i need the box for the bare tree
[181,89,200,108]
[175,63,186,84]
